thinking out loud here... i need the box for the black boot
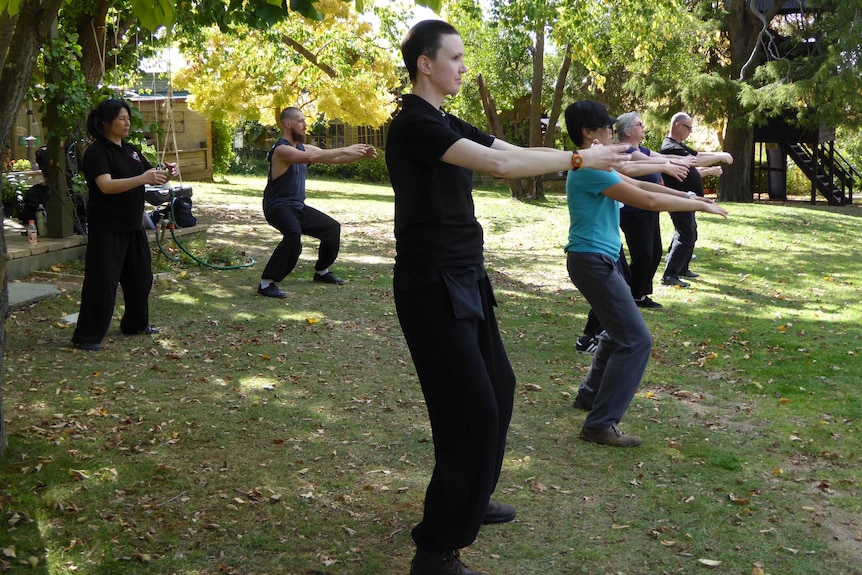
[409,549,485,575]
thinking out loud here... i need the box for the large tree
[713,0,862,201]
[620,0,862,202]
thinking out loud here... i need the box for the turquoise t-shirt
[564,168,623,259]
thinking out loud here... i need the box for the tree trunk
[476,73,526,198]
[0,0,65,459]
[720,0,783,202]
[525,23,546,201]
[0,10,19,72]
[719,123,754,202]
[544,44,571,149]
[0,0,65,155]
[0,207,6,456]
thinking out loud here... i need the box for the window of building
[357,126,385,149]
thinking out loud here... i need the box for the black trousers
[394,269,515,551]
[72,228,153,344]
[260,203,340,282]
[620,209,662,299]
[664,211,697,278]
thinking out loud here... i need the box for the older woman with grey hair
[613,112,695,308]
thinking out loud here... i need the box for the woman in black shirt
[71,98,177,351]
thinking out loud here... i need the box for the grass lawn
[2,175,860,575]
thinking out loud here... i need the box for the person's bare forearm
[695,151,733,166]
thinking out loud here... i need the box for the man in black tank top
[257,106,377,298]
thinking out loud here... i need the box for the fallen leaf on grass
[698,558,722,567]
[1,547,14,559]
[68,469,90,480]
[728,493,749,505]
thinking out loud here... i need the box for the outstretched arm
[620,159,689,182]
[607,177,727,216]
[274,142,376,167]
[440,138,630,179]
[695,151,733,167]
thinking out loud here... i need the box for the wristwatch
[571,151,583,170]
[686,191,697,198]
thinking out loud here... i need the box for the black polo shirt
[385,94,495,271]
[660,136,704,196]
[83,137,152,231]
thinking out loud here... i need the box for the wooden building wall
[5,98,213,183]
[131,97,213,182]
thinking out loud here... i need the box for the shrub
[211,120,234,175]
[1,176,27,218]
[227,153,269,176]
[308,154,389,183]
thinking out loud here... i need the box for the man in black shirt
[660,113,732,287]
[387,20,630,575]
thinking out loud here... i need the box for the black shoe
[72,341,101,351]
[483,501,516,524]
[410,549,484,575]
[572,393,592,412]
[661,276,689,288]
[123,326,159,336]
[575,329,605,355]
[681,270,700,279]
[579,424,643,447]
[313,271,344,285]
[575,335,598,355]
[258,283,288,298]
[635,296,663,309]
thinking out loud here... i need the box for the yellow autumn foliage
[174,1,399,127]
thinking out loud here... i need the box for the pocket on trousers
[441,267,485,320]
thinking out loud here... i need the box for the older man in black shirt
[660,112,732,287]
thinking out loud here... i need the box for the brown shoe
[579,424,643,447]
[410,549,485,575]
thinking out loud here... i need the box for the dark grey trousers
[567,251,652,429]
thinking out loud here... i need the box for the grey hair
[614,112,641,143]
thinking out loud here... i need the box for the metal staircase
[781,142,858,206]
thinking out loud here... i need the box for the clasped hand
[144,169,168,185]
[144,162,179,186]
[349,143,377,158]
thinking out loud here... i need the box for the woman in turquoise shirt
[564,100,728,447]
